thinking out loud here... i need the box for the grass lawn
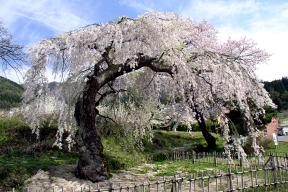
[0,150,78,190]
[265,141,288,154]
[144,130,224,161]
[153,160,223,176]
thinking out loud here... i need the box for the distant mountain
[0,76,24,109]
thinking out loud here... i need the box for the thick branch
[96,53,174,89]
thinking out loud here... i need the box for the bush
[0,166,29,190]
[191,120,220,133]
[0,116,30,145]
[192,123,200,131]
[258,136,274,150]
[177,123,188,131]
[243,136,274,155]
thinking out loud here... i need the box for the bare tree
[22,12,274,182]
[0,22,24,76]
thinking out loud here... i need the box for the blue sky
[0,0,288,81]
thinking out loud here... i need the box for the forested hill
[263,77,288,111]
[0,76,24,109]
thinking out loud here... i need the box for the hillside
[0,76,24,109]
[263,77,288,111]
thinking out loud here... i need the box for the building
[278,118,288,136]
[263,117,279,137]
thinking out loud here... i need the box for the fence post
[192,151,195,164]
[172,175,177,192]
[286,153,288,182]
[201,171,204,192]
[213,152,217,167]
[178,177,182,192]
[227,160,233,192]
[270,153,277,186]
[215,170,219,192]
[189,175,192,192]
[240,156,243,168]
[108,182,113,192]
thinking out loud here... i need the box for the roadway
[277,135,288,142]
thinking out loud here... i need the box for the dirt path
[24,163,262,192]
[25,164,170,192]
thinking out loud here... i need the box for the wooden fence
[164,150,288,168]
[16,152,288,192]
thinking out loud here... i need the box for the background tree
[22,12,273,182]
[0,22,24,76]
[0,22,25,110]
[264,77,288,111]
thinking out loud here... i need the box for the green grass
[265,142,288,154]
[103,137,147,171]
[144,130,224,160]
[153,160,223,176]
[0,150,78,190]
[0,116,30,145]
[245,184,288,192]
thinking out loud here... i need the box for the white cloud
[0,65,29,83]
[0,64,64,83]
[0,0,94,82]
[182,0,259,21]
[0,0,90,33]
[119,0,154,12]
[181,0,288,81]
[218,27,288,81]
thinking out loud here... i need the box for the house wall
[266,117,278,136]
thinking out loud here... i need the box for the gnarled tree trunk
[74,78,108,182]
[73,53,173,182]
[195,109,216,149]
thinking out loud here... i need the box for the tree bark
[195,110,217,149]
[74,77,108,182]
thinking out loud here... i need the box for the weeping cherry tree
[22,12,274,182]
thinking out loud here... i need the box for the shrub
[258,136,274,150]
[177,123,188,131]
[243,135,274,155]
[192,123,200,131]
